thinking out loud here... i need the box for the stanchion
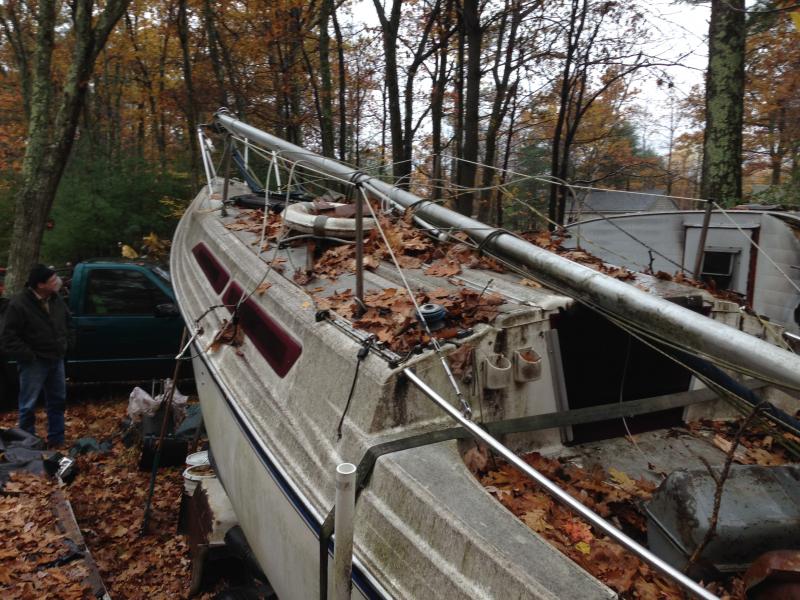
[332,463,356,600]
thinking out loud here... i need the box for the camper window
[700,251,736,290]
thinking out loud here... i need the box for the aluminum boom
[214,109,800,391]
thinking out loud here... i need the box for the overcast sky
[348,0,715,155]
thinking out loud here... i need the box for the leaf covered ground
[0,393,220,599]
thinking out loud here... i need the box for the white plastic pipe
[333,462,357,600]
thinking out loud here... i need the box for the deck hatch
[192,243,230,293]
[221,281,302,377]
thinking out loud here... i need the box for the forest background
[0,0,797,286]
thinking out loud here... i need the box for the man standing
[0,265,70,447]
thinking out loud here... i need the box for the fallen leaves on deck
[473,440,755,599]
[687,418,796,466]
[522,231,637,280]
[207,318,245,353]
[314,285,503,352]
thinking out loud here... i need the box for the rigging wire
[336,336,375,439]
[439,152,800,306]
[209,132,800,425]
[246,139,796,299]
[502,190,652,272]
[618,333,658,468]
[476,245,800,452]
[712,201,800,296]
[358,185,472,418]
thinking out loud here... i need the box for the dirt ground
[0,387,222,599]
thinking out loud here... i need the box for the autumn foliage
[0,397,216,599]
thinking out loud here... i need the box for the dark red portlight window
[192,243,230,293]
[220,281,302,377]
[222,282,244,312]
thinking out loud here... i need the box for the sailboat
[171,109,800,599]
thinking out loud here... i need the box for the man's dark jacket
[0,288,71,363]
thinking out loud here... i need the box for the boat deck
[554,426,733,483]
[179,176,800,600]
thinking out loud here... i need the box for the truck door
[71,266,182,380]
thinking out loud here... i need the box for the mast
[214,109,800,391]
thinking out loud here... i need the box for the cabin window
[221,282,243,312]
[84,269,171,315]
[192,243,230,293]
[700,250,737,290]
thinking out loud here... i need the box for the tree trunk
[498,90,518,228]
[208,2,247,118]
[5,0,130,294]
[400,0,441,188]
[548,0,582,228]
[0,3,33,119]
[284,7,305,146]
[125,11,166,168]
[769,105,786,186]
[318,0,335,157]
[372,0,406,186]
[455,0,481,216]
[430,21,449,200]
[700,0,746,206]
[201,0,228,107]
[477,1,521,223]
[454,16,465,177]
[301,45,324,145]
[177,0,200,189]
[332,9,347,161]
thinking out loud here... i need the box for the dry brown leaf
[746,446,785,466]
[463,444,490,473]
[608,467,639,494]
[207,318,245,352]
[447,344,474,379]
[519,278,542,288]
[293,269,314,285]
[521,510,553,533]
[425,259,462,277]
[563,520,594,544]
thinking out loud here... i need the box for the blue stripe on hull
[194,348,385,600]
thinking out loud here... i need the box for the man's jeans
[17,358,66,446]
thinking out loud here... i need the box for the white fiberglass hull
[171,181,618,599]
[191,352,377,599]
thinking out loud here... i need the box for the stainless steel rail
[404,368,719,600]
[213,109,800,391]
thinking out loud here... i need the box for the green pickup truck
[1,260,186,404]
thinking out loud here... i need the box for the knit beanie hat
[27,264,56,288]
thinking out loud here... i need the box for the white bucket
[186,450,209,468]
[183,464,216,496]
